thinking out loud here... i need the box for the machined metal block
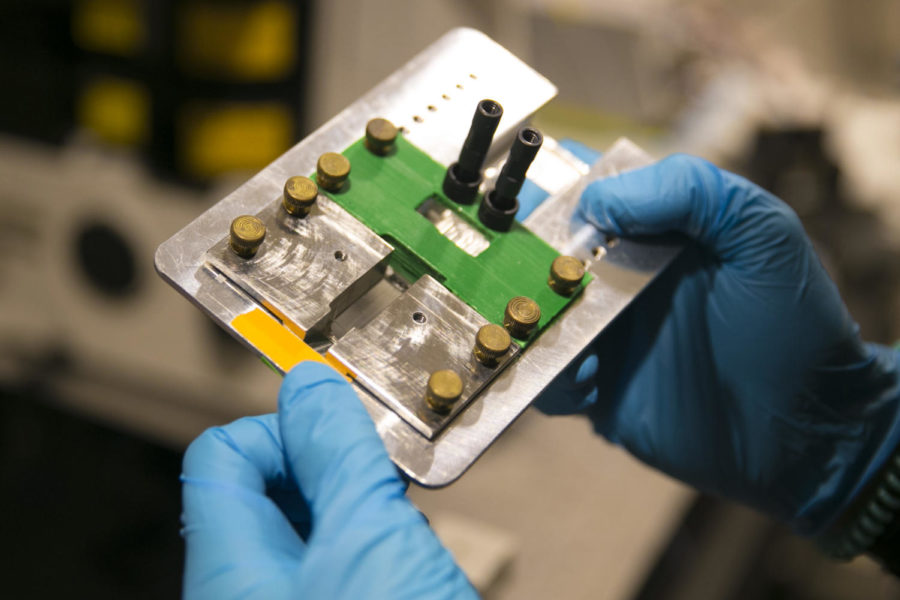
[206,195,392,340]
[329,275,519,439]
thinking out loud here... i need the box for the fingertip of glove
[182,415,280,476]
[559,138,602,165]
[278,361,378,446]
[580,152,723,238]
[579,179,627,235]
[279,361,355,410]
[655,153,726,203]
[182,424,243,481]
[658,152,712,171]
[182,426,221,472]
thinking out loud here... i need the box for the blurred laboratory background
[1,0,899,598]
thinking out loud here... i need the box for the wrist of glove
[530,145,900,540]
[815,344,900,563]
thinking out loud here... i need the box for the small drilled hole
[479,99,501,116]
[334,250,346,261]
[427,105,437,112]
[441,94,450,100]
[413,115,424,123]
[456,83,464,89]
[605,234,620,248]
[469,73,477,79]
[399,126,409,134]
[519,127,542,145]
[412,311,426,324]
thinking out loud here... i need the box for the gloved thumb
[278,361,407,538]
[579,153,802,261]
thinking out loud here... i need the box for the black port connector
[478,127,543,231]
[442,99,503,204]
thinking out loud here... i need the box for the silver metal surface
[207,196,391,340]
[155,28,681,486]
[416,197,491,257]
[330,275,519,439]
[525,137,656,263]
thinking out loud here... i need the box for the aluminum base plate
[155,28,681,486]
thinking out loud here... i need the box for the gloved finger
[559,138,602,165]
[579,153,804,261]
[182,415,306,591]
[517,178,549,221]
[534,349,600,415]
[278,362,410,540]
[184,415,310,532]
[518,139,602,221]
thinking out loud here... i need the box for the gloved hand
[181,362,477,600]
[531,143,900,535]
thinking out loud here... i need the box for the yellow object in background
[73,0,144,56]
[179,102,293,178]
[178,0,297,81]
[78,77,150,146]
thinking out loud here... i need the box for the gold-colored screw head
[474,324,511,366]
[548,255,586,295]
[503,296,541,339]
[365,118,398,155]
[229,215,266,258]
[316,152,351,191]
[425,369,464,414]
[283,175,319,216]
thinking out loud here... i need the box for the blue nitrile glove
[181,362,477,600]
[530,143,900,536]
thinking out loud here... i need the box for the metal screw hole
[519,127,541,145]
[591,246,607,259]
[413,115,424,123]
[334,250,347,261]
[479,99,501,116]
[412,311,426,324]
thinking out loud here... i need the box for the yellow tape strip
[231,308,354,380]
[261,300,307,340]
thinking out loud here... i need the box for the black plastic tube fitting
[442,99,503,204]
[478,126,543,231]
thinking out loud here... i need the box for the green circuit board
[320,134,589,344]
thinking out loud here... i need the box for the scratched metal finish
[524,138,659,263]
[155,28,680,486]
[156,28,554,313]
[206,196,391,339]
[367,146,681,486]
[524,138,684,290]
[329,275,519,439]
[416,197,491,258]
